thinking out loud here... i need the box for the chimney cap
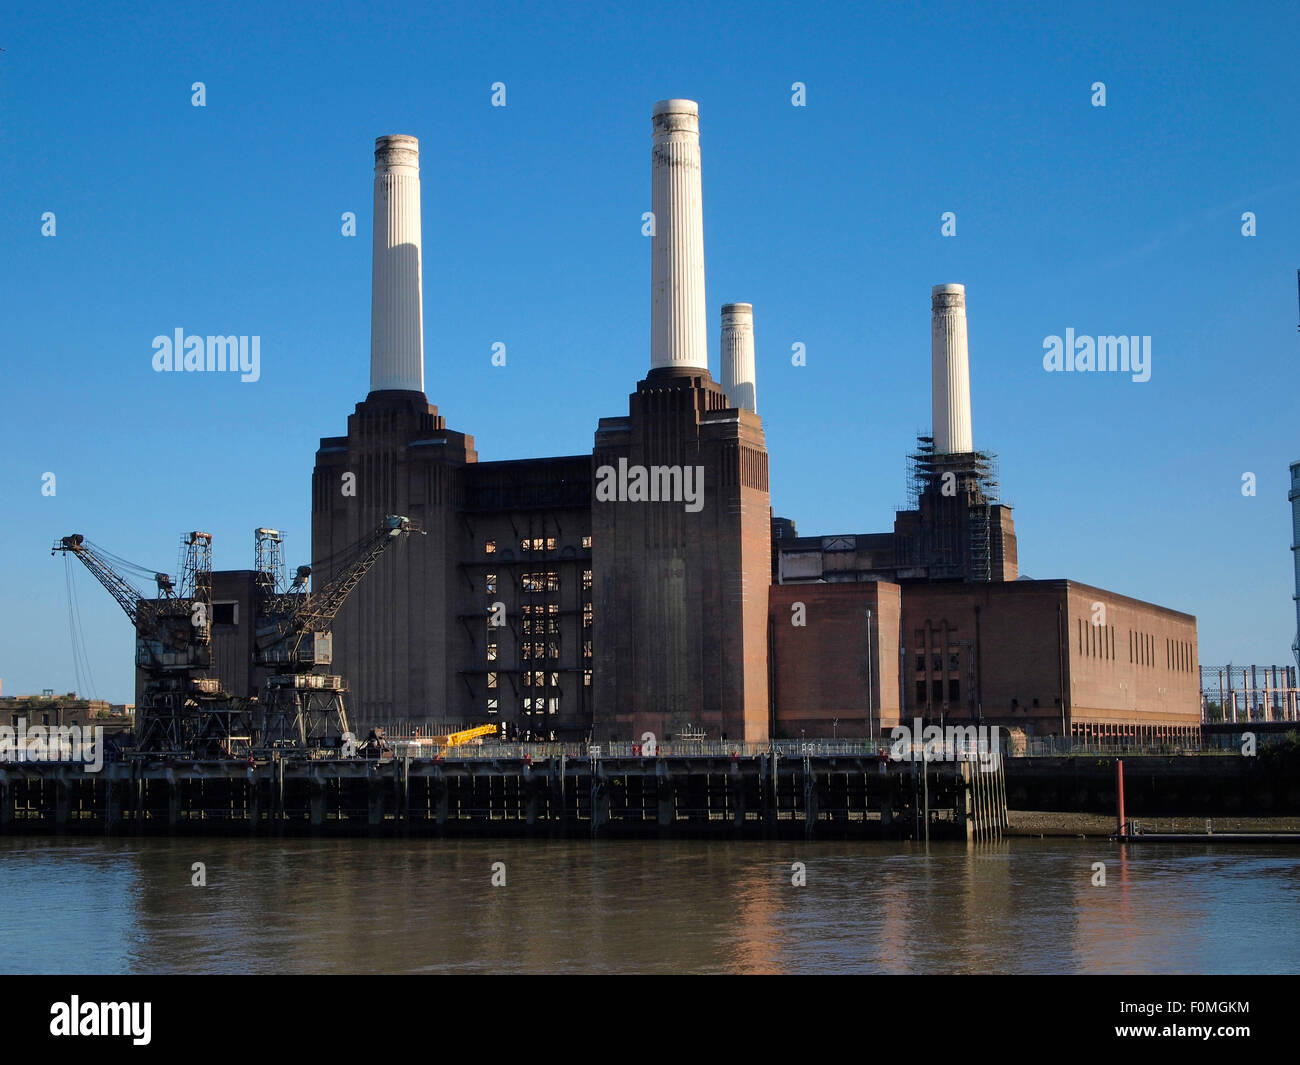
[653,99,699,136]
[722,302,753,314]
[653,98,699,116]
[374,134,419,171]
[932,283,966,310]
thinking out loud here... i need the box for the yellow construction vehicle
[430,724,497,747]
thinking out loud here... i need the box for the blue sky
[2,0,1297,702]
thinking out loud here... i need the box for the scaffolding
[905,436,1001,510]
[902,436,1003,582]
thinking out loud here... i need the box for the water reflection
[0,838,1296,974]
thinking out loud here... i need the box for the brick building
[184,100,1200,747]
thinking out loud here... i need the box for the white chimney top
[931,283,973,454]
[370,134,425,394]
[720,303,756,412]
[650,99,708,372]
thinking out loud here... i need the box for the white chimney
[370,135,425,394]
[931,283,973,454]
[650,99,708,372]
[720,302,756,412]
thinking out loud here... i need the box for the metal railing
[1014,737,1218,757]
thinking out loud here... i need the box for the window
[932,654,942,672]
[916,681,926,704]
[485,540,497,555]
[487,698,498,714]
[582,569,593,591]
[583,640,593,660]
[949,679,960,701]
[948,653,959,672]
[582,535,592,549]
[486,572,497,594]
[487,636,497,662]
[522,572,559,593]
[583,603,593,628]
[583,670,592,687]
[520,537,558,552]
[916,655,926,673]
[212,601,237,626]
[932,680,944,702]
[487,672,497,690]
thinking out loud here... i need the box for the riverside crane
[252,515,423,748]
[51,531,239,753]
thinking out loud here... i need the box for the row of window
[484,672,594,716]
[915,679,961,704]
[485,536,592,555]
[485,571,594,597]
[916,653,961,674]
[488,671,564,689]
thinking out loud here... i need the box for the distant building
[0,691,134,735]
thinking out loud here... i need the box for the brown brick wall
[768,582,901,738]
[591,370,770,743]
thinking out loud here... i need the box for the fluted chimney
[931,283,973,454]
[650,100,708,372]
[720,302,756,412]
[370,135,425,394]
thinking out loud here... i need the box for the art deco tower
[591,100,771,743]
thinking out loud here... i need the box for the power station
[70,99,1205,751]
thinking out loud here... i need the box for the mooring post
[309,766,326,828]
[731,758,745,832]
[54,768,70,829]
[247,764,261,834]
[962,761,974,842]
[166,768,181,828]
[803,752,816,840]
[1115,758,1126,838]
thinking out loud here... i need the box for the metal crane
[51,531,233,753]
[252,515,423,747]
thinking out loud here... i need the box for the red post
[1115,759,1126,838]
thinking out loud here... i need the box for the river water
[2,837,1297,974]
